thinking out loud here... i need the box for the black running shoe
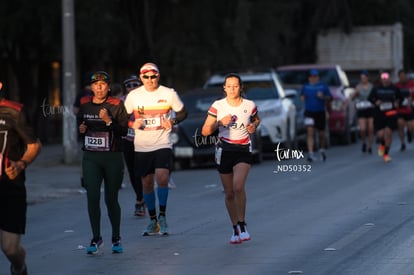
[361,143,367,153]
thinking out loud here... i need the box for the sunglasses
[125,82,140,89]
[142,74,158,79]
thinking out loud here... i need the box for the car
[203,70,297,151]
[277,64,358,144]
[171,88,263,169]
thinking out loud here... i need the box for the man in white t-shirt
[124,63,187,236]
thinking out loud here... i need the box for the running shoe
[361,143,367,153]
[142,219,160,236]
[134,202,146,217]
[229,233,242,244]
[111,237,123,253]
[158,215,169,236]
[400,143,406,151]
[383,154,392,163]
[377,145,385,156]
[168,178,176,189]
[320,151,327,162]
[86,237,103,254]
[307,153,317,162]
[238,225,251,241]
[10,264,27,275]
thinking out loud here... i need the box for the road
[1,140,414,275]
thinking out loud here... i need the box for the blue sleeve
[300,85,306,96]
[323,84,331,96]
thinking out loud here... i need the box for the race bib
[356,100,373,109]
[85,132,110,151]
[215,146,222,165]
[379,102,392,111]
[304,117,315,126]
[139,114,163,130]
[125,128,135,141]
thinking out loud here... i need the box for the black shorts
[304,111,326,131]
[357,107,375,118]
[374,110,398,131]
[397,112,414,121]
[0,179,27,234]
[135,148,172,177]
[216,149,252,174]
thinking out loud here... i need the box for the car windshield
[207,80,279,100]
[278,69,340,86]
[181,91,225,114]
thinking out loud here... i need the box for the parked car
[277,64,357,144]
[203,70,297,151]
[171,88,263,169]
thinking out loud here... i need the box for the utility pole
[62,0,78,164]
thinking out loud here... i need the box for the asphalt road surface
[1,139,414,275]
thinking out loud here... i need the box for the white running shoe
[168,178,176,189]
[229,233,242,244]
[238,227,251,241]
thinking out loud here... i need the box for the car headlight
[170,132,179,144]
[330,99,345,111]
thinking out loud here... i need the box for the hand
[220,114,233,127]
[79,121,87,134]
[162,119,174,130]
[99,108,111,124]
[246,123,257,134]
[317,91,324,99]
[5,160,24,180]
[132,119,145,130]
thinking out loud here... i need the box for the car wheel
[177,159,191,170]
[250,131,263,163]
[340,111,352,145]
[252,151,263,164]
[284,118,292,149]
[341,126,352,145]
[291,118,298,149]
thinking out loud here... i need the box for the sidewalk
[25,144,84,205]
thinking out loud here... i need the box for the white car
[204,70,297,151]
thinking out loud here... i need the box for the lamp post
[62,0,78,164]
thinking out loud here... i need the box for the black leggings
[122,139,143,202]
[82,151,124,239]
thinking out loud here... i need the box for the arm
[174,106,188,124]
[5,140,41,180]
[107,104,128,137]
[246,114,260,134]
[352,84,360,100]
[323,85,332,101]
[202,114,220,136]
[367,88,378,105]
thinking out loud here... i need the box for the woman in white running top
[202,73,260,244]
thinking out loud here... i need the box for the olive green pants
[82,151,124,239]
